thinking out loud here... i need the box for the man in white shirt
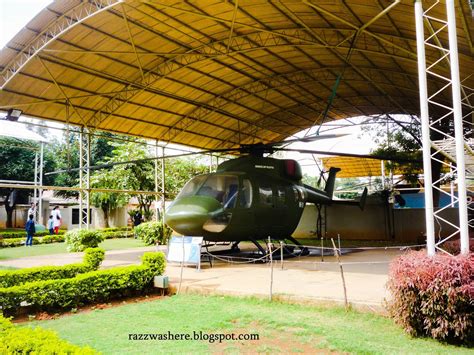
[27,202,36,221]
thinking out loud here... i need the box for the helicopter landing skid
[249,237,267,256]
[284,236,310,256]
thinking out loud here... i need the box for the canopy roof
[0,0,472,151]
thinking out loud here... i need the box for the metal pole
[161,146,165,223]
[450,164,455,208]
[79,129,83,230]
[154,141,159,222]
[381,160,385,190]
[86,130,91,229]
[268,236,273,301]
[415,0,436,256]
[34,150,38,222]
[280,240,284,270]
[446,0,469,255]
[39,142,44,224]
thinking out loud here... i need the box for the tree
[0,138,55,227]
[164,157,208,199]
[90,172,128,228]
[52,131,118,199]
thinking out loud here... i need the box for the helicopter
[164,142,368,254]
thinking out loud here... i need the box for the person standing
[25,214,35,247]
[27,202,36,221]
[51,206,62,234]
[47,215,54,235]
[133,210,143,239]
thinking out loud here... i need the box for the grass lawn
[28,294,470,354]
[0,238,147,261]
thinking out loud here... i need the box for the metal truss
[79,128,91,229]
[86,1,419,131]
[415,0,472,255]
[0,0,123,90]
[154,142,165,222]
[32,144,44,224]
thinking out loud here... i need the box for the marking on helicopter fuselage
[255,165,274,169]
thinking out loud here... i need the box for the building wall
[293,196,460,242]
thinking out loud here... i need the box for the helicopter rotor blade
[276,148,422,164]
[267,133,349,146]
[44,148,240,176]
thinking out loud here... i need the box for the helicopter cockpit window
[259,186,273,206]
[240,179,252,208]
[177,175,207,199]
[196,175,239,205]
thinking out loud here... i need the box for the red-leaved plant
[387,250,473,345]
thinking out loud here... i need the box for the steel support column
[415,0,436,256]
[79,128,91,229]
[446,0,469,255]
[39,142,44,224]
[154,142,165,222]
[415,0,471,255]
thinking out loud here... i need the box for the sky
[0,0,51,48]
[0,0,379,173]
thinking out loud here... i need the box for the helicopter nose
[164,196,223,235]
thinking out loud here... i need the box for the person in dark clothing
[133,211,143,239]
[133,211,143,227]
[25,214,35,247]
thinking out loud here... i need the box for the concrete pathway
[0,246,404,311]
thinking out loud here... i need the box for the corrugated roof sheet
[0,0,472,151]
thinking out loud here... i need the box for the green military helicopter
[164,142,368,254]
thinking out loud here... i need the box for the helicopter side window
[259,186,273,206]
[240,179,252,208]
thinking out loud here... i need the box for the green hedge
[0,230,66,239]
[0,315,97,354]
[0,248,105,288]
[0,230,133,248]
[0,252,165,315]
[0,235,65,248]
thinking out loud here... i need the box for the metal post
[446,0,469,255]
[79,129,83,230]
[39,142,44,224]
[415,0,436,256]
[79,128,91,229]
[280,240,284,270]
[450,164,455,208]
[161,146,165,223]
[86,131,90,229]
[154,141,159,222]
[33,150,38,222]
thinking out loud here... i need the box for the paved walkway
[0,246,403,311]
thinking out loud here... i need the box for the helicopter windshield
[177,174,239,207]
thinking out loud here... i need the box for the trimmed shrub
[0,315,97,354]
[83,247,105,270]
[65,229,105,252]
[141,251,167,275]
[0,252,166,315]
[387,251,473,345]
[135,221,172,245]
[0,248,105,288]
